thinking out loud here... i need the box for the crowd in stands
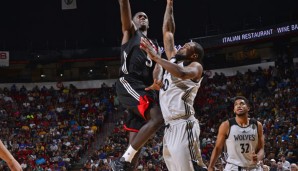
[81,64,297,171]
[0,62,297,171]
[195,64,298,170]
[0,83,116,170]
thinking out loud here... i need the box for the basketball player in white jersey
[208,96,265,171]
[140,0,206,170]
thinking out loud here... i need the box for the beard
[138,25,147,31]
[236,112,246,116]
[175,54,187,61]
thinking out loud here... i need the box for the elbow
[163,24,175,34]
[162,26,169,35]
[163,27,174,35]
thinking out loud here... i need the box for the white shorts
[163,116,205,171]
[224,163,263,171]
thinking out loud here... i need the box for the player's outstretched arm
[162,0,177,59]
[140,37,202,80]
[147,47,164,91]
[119,0,135,44]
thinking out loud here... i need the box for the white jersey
[225,118,259,168]
[159,58,202,123]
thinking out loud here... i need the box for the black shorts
[116,76,158,132]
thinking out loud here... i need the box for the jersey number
[146,54,153,67]
[162,79,169,91]
[240,143,249,153]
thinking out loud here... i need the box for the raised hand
[250,151,258,164]
[145,79,163,91]
[140,37,160,61]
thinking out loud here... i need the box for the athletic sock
[122,145,137,163]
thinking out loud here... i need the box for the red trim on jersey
[137,95,153,120]
[123,124,139,133]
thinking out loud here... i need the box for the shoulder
[121,31,141,47]
[187,61,203,69]
[256,120,262,126]
[227,118,238,127]
[256,121,263,133]
[220,120,230,131]
[121,27,138,45]
[217,120,230,138]
[254,120,263,129]
[188,61,204,81]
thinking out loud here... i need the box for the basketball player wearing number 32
[208,96,265,171]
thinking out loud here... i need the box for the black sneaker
[110,157,132,171]
[194,165,208,171]
[192,160,208,171]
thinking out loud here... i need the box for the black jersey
[119,30,156,86]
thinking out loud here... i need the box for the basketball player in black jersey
[110,0,164,170]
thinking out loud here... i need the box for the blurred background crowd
[0,63,297,171]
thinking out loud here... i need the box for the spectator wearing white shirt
[50,143,58,152]
[281,154,291,171]
[20,160,27,169]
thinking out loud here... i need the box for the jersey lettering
[233,134,256,141]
